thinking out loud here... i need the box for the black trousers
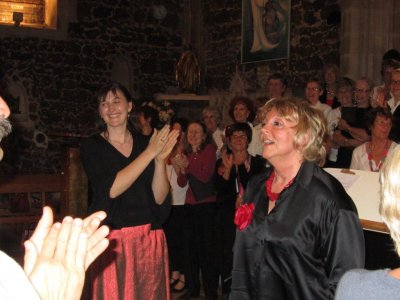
[215,209,236,294]
[183,203,218,298]
[164,205,186,273]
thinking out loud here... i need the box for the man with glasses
[202,106,224,157]
[372,59,400,107]
[354,77,373,109]
[305,77,332,120]
[338,78,372,144]
[386,69,400,142]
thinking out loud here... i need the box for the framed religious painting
[242,0,291,64]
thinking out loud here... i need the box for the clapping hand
[147,125,179,161]
[23,207,109,300]
[172,153,189,173]
[155,126,180,162]
[375,88,386,108]
[221,150,233,170]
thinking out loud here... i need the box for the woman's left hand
[146,126,178,159]
[23,209,109,300]
[155,127,180,162]
[24,207,109,274]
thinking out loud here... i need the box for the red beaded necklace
[367,140,389,172]
[265,171,295,202]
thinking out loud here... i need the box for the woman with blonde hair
[336,146,400,299]
[230,97,364,299]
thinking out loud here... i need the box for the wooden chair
[0,148,88,224]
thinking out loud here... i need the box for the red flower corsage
[234,203,255,231]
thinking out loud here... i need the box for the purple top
[177,143,217,205]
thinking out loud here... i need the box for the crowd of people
[156,49,400,299]
[3,49,400,300]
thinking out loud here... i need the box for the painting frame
[241,0,291,64]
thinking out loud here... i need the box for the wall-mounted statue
[175,45,200,93]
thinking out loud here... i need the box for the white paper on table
[324,168,384,229]
[324,168,359,190]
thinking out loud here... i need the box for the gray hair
[202,106,221,122]
[0,117,12,140]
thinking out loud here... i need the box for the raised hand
[24,209,109,300]
[172,153,189,171]
[221,150,233,170]
[147,125,173,158]
[156,128,180,162]
[81,214,110,269]
[24,207,109,274]
[24,217,88,300]
[374,88,386,108]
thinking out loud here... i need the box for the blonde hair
[379,146,400,256]
[261,97,327,166]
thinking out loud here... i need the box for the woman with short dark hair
[215,122,266,299]
[228,96,262,156]
[350,107,397,171]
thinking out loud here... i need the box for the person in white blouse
[202,107,224,157]
[371,59,400,108]
[165,118,189,293]
[326,78,357,166]
[305,77,332,120]
[351,107,397,171]
[227,96,264,157]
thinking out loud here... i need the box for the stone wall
[0,0,341,174]
[203,0,341,96]
[0,0,184,173]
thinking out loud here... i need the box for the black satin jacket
[230,161,365,300]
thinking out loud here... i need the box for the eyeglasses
[354,88,370,93]
[231,134,248,140]
[374,120,392,127]
[391,80,400,85]
[306,87,320,91]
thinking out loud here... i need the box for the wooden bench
[0,173,67,224]
[0,148,87,225]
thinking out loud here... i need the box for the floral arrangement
[234,202,255,231]
[141,100,177,126]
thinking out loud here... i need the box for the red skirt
[88,224,170,300]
